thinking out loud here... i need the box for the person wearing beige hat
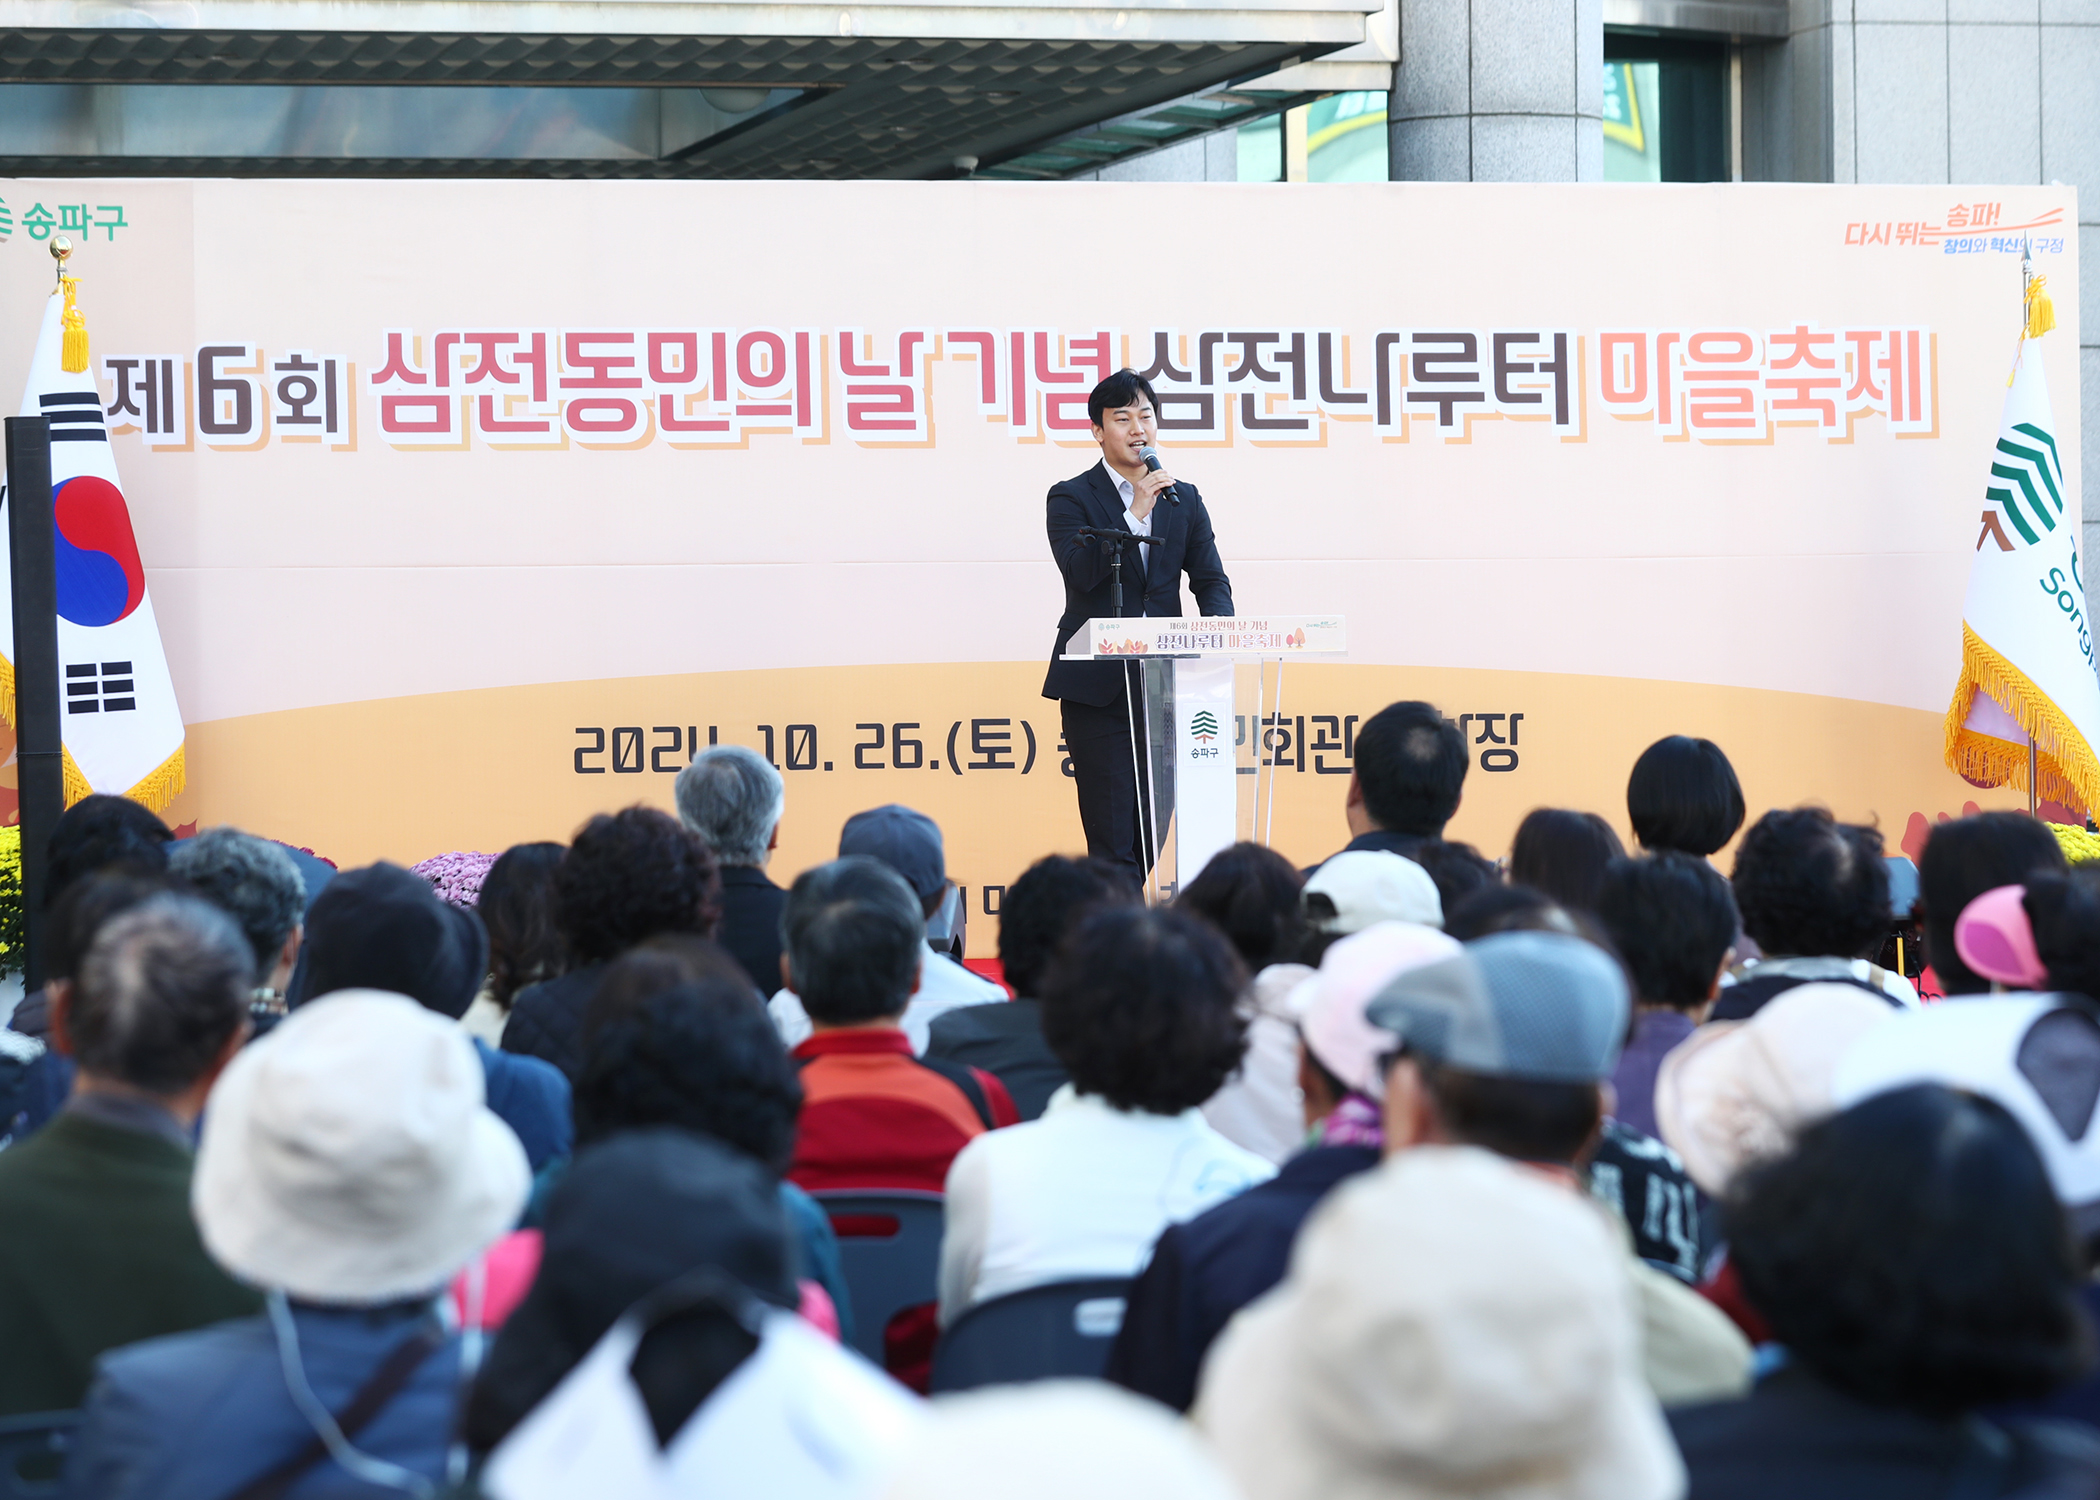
[1195,1147,1686,1500]
[64,989,531,1500]
[1358,931,1752,1407]
[879,1381,1239,1500]
[1652,980,1899,1200]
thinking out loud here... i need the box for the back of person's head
[1040,905,1248,1114]
[1626,735,1745,856]
[1731,807,1889,959]
[463,1128,794,1453]
[674,745,785,868]
[45,867,189,983]
[1367,931,1630,1164]
[586,933,758,1038]
[1441,883,1577,942]
[1834,996,2100,1259]
[1595,852,1739,1009]
[1351,701,1467,838]
[575,979,802,1171]
[1727,1085,2091,1417]
[1408,838,1498,917]
[480,841,568,1010]
[839,803,949,917]
[997,855,1135,999]
[1174,841,1305,972]
[2024,868,2100,1005]
[64,893,252,1094]
[784,856,924,1025]
[295,861,489,1019]
[1507,809,1624,913]
[556,806,722,963]
[46,793,173,907]
[1920,812,2072,993]
[168,828,306,987]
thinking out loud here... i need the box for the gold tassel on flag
[2025,274,2057,340]
[53,236,88,374]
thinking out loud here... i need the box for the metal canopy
[0,0,1377,178]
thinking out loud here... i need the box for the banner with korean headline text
[0,179,2078,939]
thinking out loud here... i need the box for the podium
[1062,615,1346,901]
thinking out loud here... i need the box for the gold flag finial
[51,237,88,374]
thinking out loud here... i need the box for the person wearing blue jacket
[64,991,531,1500]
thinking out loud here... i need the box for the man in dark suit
[1043,369,1233,883]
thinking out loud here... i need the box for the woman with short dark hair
[936,906,1274,1326]
[1671,1085,2100,1498]
[1626,736,1745,858]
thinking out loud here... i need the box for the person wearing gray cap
[1354,930,1753,1407]
[767,805,1004,1055]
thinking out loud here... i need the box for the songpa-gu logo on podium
[1188,709,1222,761]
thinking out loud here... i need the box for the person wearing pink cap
[1105,922,1460,1412]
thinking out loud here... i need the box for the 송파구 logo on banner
[1190,710,1220,743]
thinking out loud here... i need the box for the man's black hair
[1595,852,1740,1008]
[1175,840,1306,972]
[1727,1085,2091,1418]
[573,979,803,1172]
[1087,368,1160,428]
[1352,702,1468,837]
[555,807,722,964]
[997,854,1135,999]
[1508,809,1624,914]
[1626,736,1746,856]
[1731,807,1890,960]
[2024,868,2100,1006]
[47,869,191,983]
[1419,1061,1601,1165]
[1918,812,2068,994]
[46,794,173,909]
[1409,839,1498,918]
[1040,905,1248,1114]
[783,856,924,1026]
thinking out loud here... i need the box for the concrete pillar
[1388,0,1604,181]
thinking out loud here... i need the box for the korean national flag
[0,287,185,809]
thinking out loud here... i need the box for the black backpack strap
[913,1053,998,1130]
[224,1321,446,1500]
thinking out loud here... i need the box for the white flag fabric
[1944,341,2100,817]
[0,286,185,809]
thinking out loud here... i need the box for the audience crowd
[5,711,2100,1499]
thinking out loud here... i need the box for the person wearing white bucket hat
[64,989,531,1500]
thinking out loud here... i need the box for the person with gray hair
[0,894,261,1415]
[169,827,309,1023]
[675,744,790,994]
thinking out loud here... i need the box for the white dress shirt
[767,946,1008,1055]
[937,1085,1276,1325]
[1101,459,1162,589]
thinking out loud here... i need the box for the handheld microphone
[1138,444,1180,506]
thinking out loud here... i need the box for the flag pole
[2021,237,2041,820]
[5,406,62,991]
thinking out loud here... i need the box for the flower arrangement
[2051,821,2100,868]
[413,850,497,910]
[0,824,20,976]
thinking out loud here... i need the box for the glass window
[1601,32,1728,182]
[1237,113,1282,182]
[1306,90,1388,182]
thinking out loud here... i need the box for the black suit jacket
[1041,462,1234,706]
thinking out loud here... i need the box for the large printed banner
[0,180,2079,930]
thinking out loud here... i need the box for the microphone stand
[1072,525,1163,618]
